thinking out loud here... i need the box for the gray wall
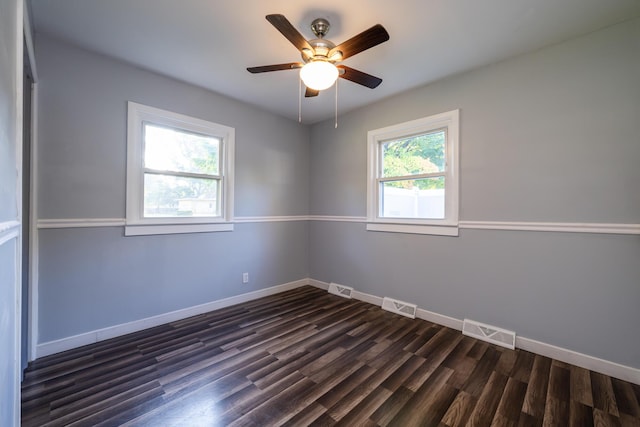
[0,0,21,424]
[36,37,310,342]
[34,17,640,373]
[309,18,640,368]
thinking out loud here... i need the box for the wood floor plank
[326,352,413,421]
[462,346,502,397]
[496,348,519,376]
[280,401,328,427]
[439,390,477,427]
[542,364,570,426]
[331,385,392,426]
[441,335,478,368]
[217,371,306,425]
[369,386,415,426]
[446,355,478,389]
[571,364,594,407]
[511,350,536,383]
[403,324,440,353]
[466,370,509,427]
[227,377,317,426]
[592,371,621,417]
[611,377,640,418]
[316,364,377,409]
[379,354,426,392]
[522,354,552,418]
[542,396,569,427]
[21,286,640,427]
[387,366,457,427]
[494,377,529,424]
[569,400,595,427]
[593,408,622,427]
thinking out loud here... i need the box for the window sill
[366,222,459,236]
[125,222,234,236]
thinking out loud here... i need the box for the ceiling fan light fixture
[300,61,339,91]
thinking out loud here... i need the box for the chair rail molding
[35,217,640,235]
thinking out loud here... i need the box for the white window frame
[125,102,234,236]
[366,109,459,236]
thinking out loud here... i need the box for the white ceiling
[29,0,640,124]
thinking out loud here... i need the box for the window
[126,102,234,236]
[367,110,459,236]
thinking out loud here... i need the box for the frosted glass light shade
[300,61,339,91]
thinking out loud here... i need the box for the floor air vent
[328,283,353,299]
[462,319,516,350]
[381,297,417,319]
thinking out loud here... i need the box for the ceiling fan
[247,14,390,97]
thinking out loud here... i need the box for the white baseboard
[310,279,640,385]
[36,277,640,385]
[36,278,310,358]
[308,278,329,290]
[416,307,464,331]
[516,336,640,385]
[352,290,383,306]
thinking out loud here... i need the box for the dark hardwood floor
[22,286,640,426]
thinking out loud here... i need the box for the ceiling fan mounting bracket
[310,18,330,38]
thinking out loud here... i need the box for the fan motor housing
[303,38,336,62]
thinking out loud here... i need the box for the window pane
[380,177,445,219]
[144,123,220,175]
[381,130,445,178]
[144,173,219,217]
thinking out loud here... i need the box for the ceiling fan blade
[329,24,389,61]
[337,65,382,88]
[305,87,319,97]
[266,14,313,52]
[247,63,303,73]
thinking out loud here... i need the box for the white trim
[311,279,463,328]
[366,223,459,236]
[13,3,24,425]
[308,278,330,290]
[36,278,311,358]
[0,221,21,245]
[33,216,640,236]
[7,233,21,427]
[234,215,309,223]
[416,307,463,331]
[516,337,640,385]
[352,290,383,306]
[308,215,367,223]
[28,83,38,361]
[460,220,640,235]
[309,279,640,385]
[366,110,460,233]
[38,218,126,229]
[125,222,233,236]
[125,102,235,232]
[33,276,640,384]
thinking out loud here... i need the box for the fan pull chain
[298,78,302,123]
[334,78,338,128]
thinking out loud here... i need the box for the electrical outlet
[242,272,249,283]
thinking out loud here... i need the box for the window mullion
[143,168,221,181]
[379,172,446,183]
